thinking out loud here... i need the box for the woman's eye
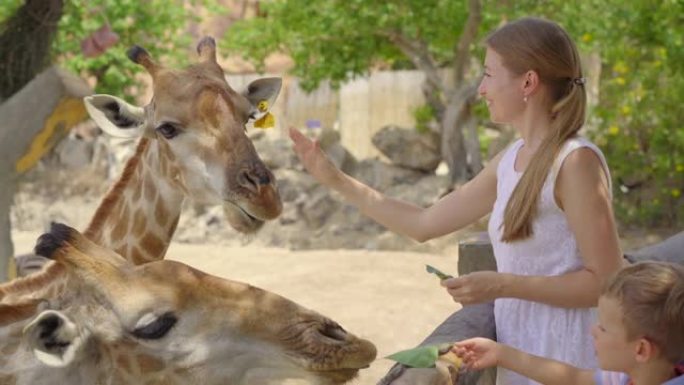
[156,123,179,139]
[132,312,177,340]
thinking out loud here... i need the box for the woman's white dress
[487,137,611,385]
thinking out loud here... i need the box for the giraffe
[16,36,283,274]
[0,223,377,385]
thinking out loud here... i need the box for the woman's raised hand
[288,127,341,186]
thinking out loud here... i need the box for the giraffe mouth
[282,319,377,377]
[222,201,265,233]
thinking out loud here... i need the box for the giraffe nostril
[239,167,272,192]
[318,321,348,343]
[256,171,271,185]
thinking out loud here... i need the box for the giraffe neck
[84,138,185,264]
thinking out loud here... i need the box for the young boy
[453,261,684,385]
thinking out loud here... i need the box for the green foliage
[224,0,683,226]
[222,0,490,91]
[412,104,436,134]
[54,0,207,101]
[496,0,684,226]
[585,1,684,227]
[0,1,21,21]
[1,0,222,101]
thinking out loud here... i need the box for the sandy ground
[12,230,461,385]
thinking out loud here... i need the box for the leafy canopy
[223,0,485,91]
[224,0,684,226]
[0,0,223,101]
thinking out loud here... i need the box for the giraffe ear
[23,310,91,367]
[84,94,147,138]
[243,77,282,120]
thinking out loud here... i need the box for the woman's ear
[634,337,658,363]
[522,70,540,98]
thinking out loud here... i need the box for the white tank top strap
[550,136,612,198]
[498,139,524,179]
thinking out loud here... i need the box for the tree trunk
[0,0,63,100]
[441,84,480,185]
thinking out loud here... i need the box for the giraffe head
[83,37,282,233]
[2,223,376,384]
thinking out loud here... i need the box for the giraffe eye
[132,312,177,340]
[156,123,179,139]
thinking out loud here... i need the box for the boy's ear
[634,337,658,363]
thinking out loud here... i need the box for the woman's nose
[477,80,486,96]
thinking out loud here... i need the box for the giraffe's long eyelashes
[131,312,178,340]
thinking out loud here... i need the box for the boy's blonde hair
[603,261,684,363]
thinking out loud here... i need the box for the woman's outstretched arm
[289,127,503,242]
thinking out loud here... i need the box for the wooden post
[458,232,496,276]
[458,232,497,385]
[0,65,91,282]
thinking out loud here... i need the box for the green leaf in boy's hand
[385,343,452,368]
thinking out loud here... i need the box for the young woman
[289,17,623,384]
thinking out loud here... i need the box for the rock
[354,159,426,191]
[324,141,358,175]
[298,189,340,229]
[371,125,441,173]
[54,136,94,170]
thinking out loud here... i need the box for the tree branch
[381,30,446,118]
[453,0,482,84]
[383,30,444,94]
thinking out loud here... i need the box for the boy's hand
[452,338,501,370]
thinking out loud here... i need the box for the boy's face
[591,296,637,371]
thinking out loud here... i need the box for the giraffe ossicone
[1,223,377,384]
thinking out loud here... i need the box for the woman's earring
[523,96,528,103]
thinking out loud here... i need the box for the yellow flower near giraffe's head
[582,33,593,43]
[672,189,682,199]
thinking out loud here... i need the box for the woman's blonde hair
[603,261,684,363]
[486,18,587,242]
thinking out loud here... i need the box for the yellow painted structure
[15,97,88,173]
[7,256,16,280]
[8,96,88,280]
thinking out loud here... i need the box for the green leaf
[385,343,451,368]
[426,264,452,280]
